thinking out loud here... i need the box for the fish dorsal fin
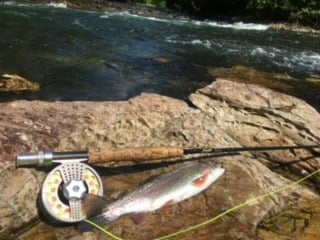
[82,193,108,217]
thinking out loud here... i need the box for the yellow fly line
[83,168,320,240]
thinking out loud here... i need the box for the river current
[0,2,319,105]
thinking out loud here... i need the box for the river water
[0,2,319,106]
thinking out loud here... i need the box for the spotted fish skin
[83,162,225,227]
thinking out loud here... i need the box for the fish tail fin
[78,193,110,232]
[82,193,108,217]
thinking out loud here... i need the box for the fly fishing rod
[16,144,320,167]
[15,144,320,224]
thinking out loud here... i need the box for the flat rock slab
[0,79,319,240]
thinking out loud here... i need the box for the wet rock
[207,65,320,114]
[207,65,296,92]
[306,76,320,86]
[153,57,173,64]
[1,79,320,239]
[0,74,40,92]
[270,23,320,34]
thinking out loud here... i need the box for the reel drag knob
[63,179,87,200]
[40,162,103,223]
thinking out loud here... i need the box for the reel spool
[40,162,103,223]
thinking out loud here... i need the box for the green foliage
[127,0,320,27]
[248,0,319,11]
[247,0,320,27]
[129,0,319,13]
[129,0,166,8]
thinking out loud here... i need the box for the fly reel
[39,162,103,223]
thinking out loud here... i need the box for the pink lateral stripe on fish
[80,162,225,230]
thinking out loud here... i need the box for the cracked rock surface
[0,79,319,240]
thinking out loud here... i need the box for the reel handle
[16,147,184,167]
[88,147,184,164]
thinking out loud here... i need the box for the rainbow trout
[81,162,224,229]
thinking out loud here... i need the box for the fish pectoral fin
[161,199,175,209]
[130,212,149,224]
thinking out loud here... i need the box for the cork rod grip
[88,147,184,164]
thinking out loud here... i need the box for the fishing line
[83,219,124,240]
[83,168,320,240]
[155,168,320,240]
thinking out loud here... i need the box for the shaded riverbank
[10,0,320,33]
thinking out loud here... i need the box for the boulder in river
[0,74,40,92]
[207,65,296,91]
[0,79,319,240]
